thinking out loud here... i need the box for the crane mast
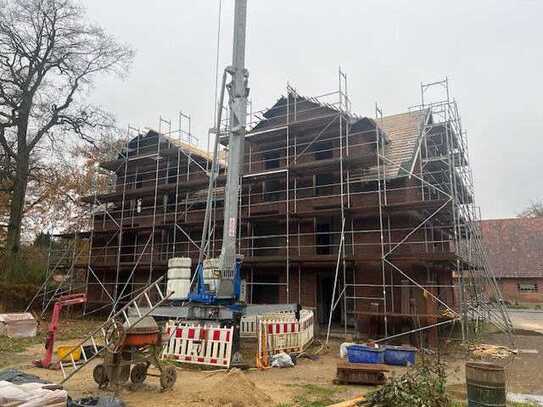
[195,0,248,302]
[217,0,248,297]
[158,1,297,363]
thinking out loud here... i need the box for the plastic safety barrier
[299,309,315,349]
[162,323,233,368]
[257,309,314,359]
[240,311,296,338]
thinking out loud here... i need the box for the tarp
[0,368,50,385]
[0,380,67,406]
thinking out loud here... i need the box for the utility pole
[216,0,249,298]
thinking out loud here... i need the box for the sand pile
[202,368,273,407]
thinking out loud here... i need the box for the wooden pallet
[334,359,389,385]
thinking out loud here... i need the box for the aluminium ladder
[58,277,172,384]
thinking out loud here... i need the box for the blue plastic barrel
[347,345,384,364]
[383,345,417,366]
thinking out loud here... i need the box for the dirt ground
[445,330,543,402]
[2,319,543,406]
[2,333,369,407]
[508,310,543,334]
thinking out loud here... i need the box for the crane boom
[194,0,248,302]
[217,0,249,297]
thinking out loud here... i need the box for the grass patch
[0,335,42,353]
[0,318,102,366]
[508,303,543,311]
[282,383,343,407]
[508,303,531,310]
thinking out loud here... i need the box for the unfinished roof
[248,92,428,179]
[97,130,225,172]
[128,129,215,163]
[481,217,543,278]
[250,92,349,134]
[376,109,429,178]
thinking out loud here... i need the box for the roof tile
[480,217,543,278]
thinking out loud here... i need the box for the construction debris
[469,344,517,359]
[270,352,294,368]
[68,396,126,407]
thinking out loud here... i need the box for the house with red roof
[481,217,543,304]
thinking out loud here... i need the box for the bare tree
[518,200,543,218]
[0,0,134,259]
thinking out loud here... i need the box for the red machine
[33,293,87,369]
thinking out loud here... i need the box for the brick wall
[245,267,318,307]
[498,278,543,304]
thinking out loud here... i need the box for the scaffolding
[28,112,210,315]
[29,75,511,345]
[234,74,511,343]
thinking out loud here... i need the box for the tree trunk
[6,152,30,258]
[6,107,30,263]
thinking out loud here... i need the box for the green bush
[365,361,450,407]
[1,245,48,285]
[0,244,48,311]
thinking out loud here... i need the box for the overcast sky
[83,0,543,220]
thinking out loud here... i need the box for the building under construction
[35,77,511,344]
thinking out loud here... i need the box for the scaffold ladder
[58,277,171,384]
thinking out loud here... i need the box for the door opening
[317,272,342,325]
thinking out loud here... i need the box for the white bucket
[168,257,192,268]
[167,279,191,300]
[168,267,191,279]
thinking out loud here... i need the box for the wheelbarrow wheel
[118,365,131,384]
[93,364,108,388]
[130,363,148,384]
[160,365,176,390]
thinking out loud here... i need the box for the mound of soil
[204,368,272,407]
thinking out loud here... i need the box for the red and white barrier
[162,323,233,368]
[299,309,315,349]
[257,309,314,357]
[162,310,315,368]
[241,312,296,338]
[240,315,258,338]
[261,320,300,354]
